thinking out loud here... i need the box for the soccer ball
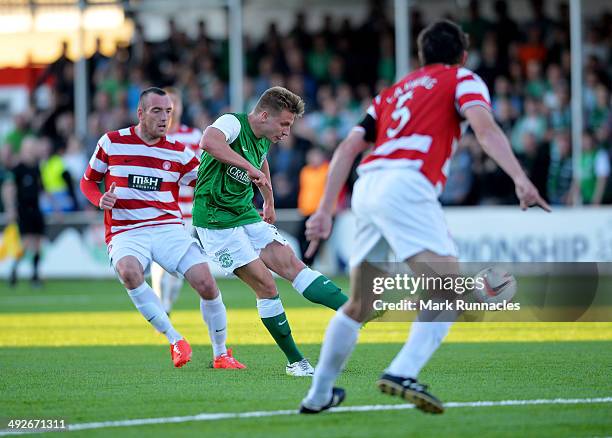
[472,267,517,304]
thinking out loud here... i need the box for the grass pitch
[1,278,611,437]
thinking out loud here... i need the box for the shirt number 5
[386,90,414,139]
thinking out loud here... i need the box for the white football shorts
[349,168,457,268]
[108,223,207,277]
[195,221,288,274]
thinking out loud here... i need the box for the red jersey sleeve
[84,134,110,182]
[454,68,491,116]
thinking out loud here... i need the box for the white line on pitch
[1,397,610,436]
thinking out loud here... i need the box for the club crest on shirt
[162,161,171,171]
[128,174,163,191]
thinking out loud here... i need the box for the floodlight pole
[228,0,244,112]
[394,0,411,81]
[570,0,583,205]
[75,0,88,140]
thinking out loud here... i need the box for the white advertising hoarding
[1,207,611,279]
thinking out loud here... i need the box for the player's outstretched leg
[299,388,345,414]
[260,241,348,310]
[258,295,313,376]
[116,256,191,368]
[300,306,360,412]
[377,251,460,413]
[236,258,313,376]
[300,262,382,413]
[183,259,245,369]
[292,267,348,310]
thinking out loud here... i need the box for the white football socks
[127,282,182,344]
[386,321,453,379]
[304,309,361,407]
[200,293,228,357]
[150,263,183,314]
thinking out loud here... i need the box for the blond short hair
[254,86,305,117]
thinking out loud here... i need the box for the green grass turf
[0,279,611,437]
[0,278,324,313]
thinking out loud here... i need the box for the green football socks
[292,267,348,310]
[257,295,303,363]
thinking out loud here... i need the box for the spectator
[492,0,520,69]
[576,129,610,205]
[518,27,547,69]
[494,97,517,134]
[548,84,571,130]
[2,113,32,163]
[588,85,610,130]
[476,34,505,90]
[492,76,521,118]
[525,60,548,99]
[460,0,491,50]
[7,6,611,210]
[517,132,550,199]
[2,136,45,287]
[35,40,73,104]
[298,147,329,264]
[267,134,306,205]
[511,98,548,153]
[39,138,78,214]
[307,35,333,83]
[88,37,110,95]
[440,134,476,206]
[377,33,395,85]
[547,130,574,205]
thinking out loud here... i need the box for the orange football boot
[170,339,192,368]
[212,348,246,369]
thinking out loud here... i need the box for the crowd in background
[1,0,612,219]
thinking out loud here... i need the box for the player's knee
[191,274,218,300]
[286,256,307,281]
[253,277,277,298]
[276,253,306,281]
[116,264,144,288]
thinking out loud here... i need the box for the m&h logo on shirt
[128,174,163,191]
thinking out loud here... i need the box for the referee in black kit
[2,136,45,287]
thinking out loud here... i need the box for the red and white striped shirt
[166,124,202,219]
[83,126,199,243]
[358,64,491,196]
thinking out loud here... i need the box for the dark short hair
[254,86,305,117]
[417,20,469,66]
[138,87,167,110]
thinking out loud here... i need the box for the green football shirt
[193,113,271,229]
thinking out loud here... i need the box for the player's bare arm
[200,126,270,191]
[260,158,275,224]
[305,129,370,257]
[464,105,551,212]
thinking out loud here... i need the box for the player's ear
[460,50,468,66]
[260,111,268,122]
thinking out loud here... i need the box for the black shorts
[17,208,45,236]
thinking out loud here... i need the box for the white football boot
[286,358,315,377]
